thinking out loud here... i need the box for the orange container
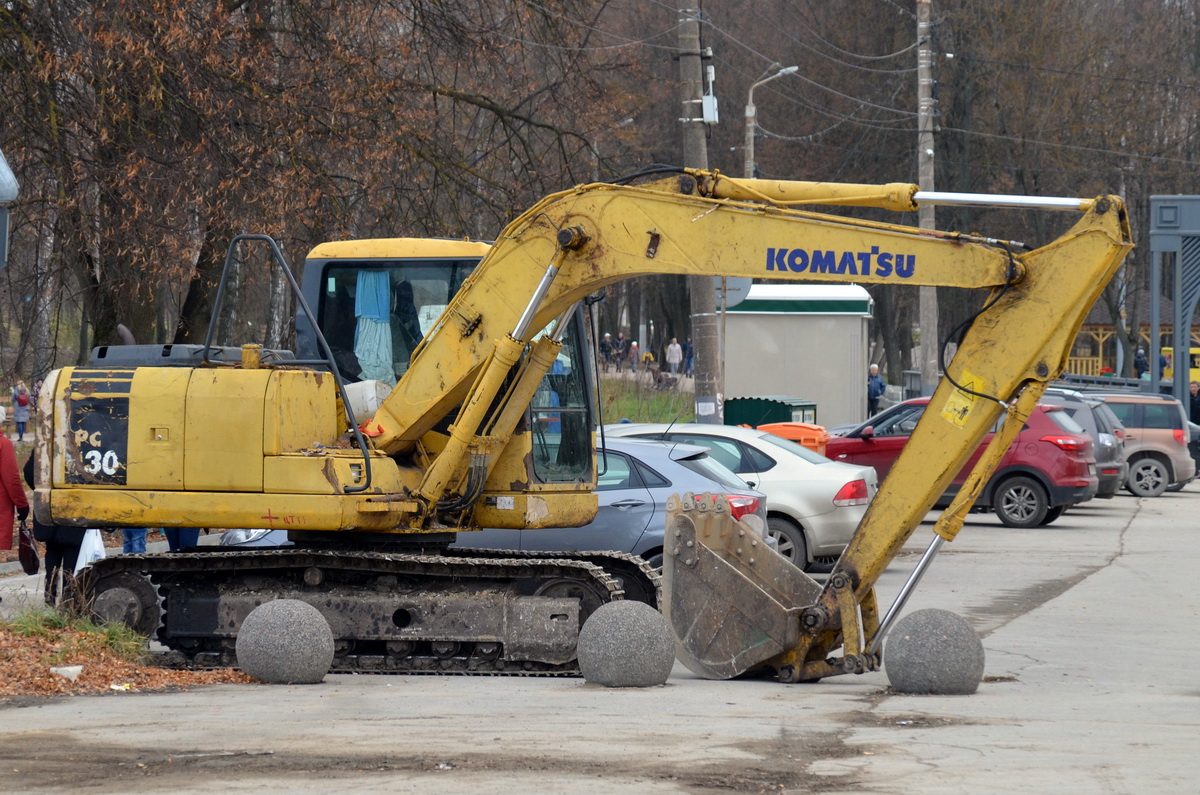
[756,421,830,456]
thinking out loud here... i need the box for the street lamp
[744,65,798,178]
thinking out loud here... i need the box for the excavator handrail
[203,234,375,494]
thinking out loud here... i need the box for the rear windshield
[757,432,830,464]
[1045,408,1086,434]
[676,452,755,492]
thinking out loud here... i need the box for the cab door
[518,449,655,553]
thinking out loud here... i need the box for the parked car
[222,438,769,571]
[602,423,879,572]
[1040,388,1128,498]
[824,397,1098,528]
[1087,392,1196,496]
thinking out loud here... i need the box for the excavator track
[83,547,660,676]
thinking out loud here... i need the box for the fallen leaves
[0,627,254,700]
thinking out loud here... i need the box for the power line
[939,126,1200,166]
[744,4,919,72]
[704,26,917,117]
[958,55,1200,94]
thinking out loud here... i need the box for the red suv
[824,397,1098,527]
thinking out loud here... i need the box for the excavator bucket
[662,493,823,679]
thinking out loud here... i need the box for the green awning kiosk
[724,396,817,427]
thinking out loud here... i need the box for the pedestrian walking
[0,433,28,552]
[867,363,886,416]
[23,453,84,605]
[599,333,614,373]
[683,336,694,377]
[628,341,639,373]
[613,332,627,373]
[1134,348,1149,379]
[11,382,31,442]
[123,528,147,554]
[666,337,683,375]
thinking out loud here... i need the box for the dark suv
[1040,388,1127,498]
[826,397,1098,527]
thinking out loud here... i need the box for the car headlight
[219,528,274,546]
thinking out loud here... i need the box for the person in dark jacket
[866,363,886,416]
[23,454,85,606]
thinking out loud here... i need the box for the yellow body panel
[183,369,271,491]
[471,491,597,530]
[127,367,190,489]
[306,237,491,261]
[48,488,422,532]
[262,370,340,456]
[262,453,412,495]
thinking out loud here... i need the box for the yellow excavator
[32,169,1132,680]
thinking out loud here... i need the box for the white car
[603,423,878,571]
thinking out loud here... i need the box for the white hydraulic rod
[914,191,1093,212]
[865,534,946,658]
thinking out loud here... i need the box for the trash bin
[724,396,817,427]
[756,422,830,456]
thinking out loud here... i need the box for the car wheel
[991,476,1049,528]
[767,517,809,569]
[1126,457,1169,497]
[1165,482,1186,493]
[1039,505,1066,525]
[643,551,664,570]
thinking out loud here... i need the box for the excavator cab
[294,238,599,515]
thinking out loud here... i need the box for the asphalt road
[2,490,1197,793]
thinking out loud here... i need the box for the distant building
[722,284,873,427]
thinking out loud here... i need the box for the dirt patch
[970,567,1101,637]
[0,730,873,794]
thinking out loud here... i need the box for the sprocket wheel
[89,570,161,637]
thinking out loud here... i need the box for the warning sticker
[941,369,986,428]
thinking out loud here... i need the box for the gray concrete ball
[577,600,675,687]
[885,608,985,695]
[236,599,335,684]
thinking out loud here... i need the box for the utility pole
[916,0,940,396]
[678,5,720,423]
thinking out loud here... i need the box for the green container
[724,396,817,427]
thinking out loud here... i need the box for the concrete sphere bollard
[577,600,675,687]
[885,608,985,695]
[236,599,335,684]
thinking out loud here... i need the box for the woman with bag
[23,454,85,605]
[0,433,28,551]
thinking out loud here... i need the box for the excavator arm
[362,170,1130,679]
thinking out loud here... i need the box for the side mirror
[859,425,874,439]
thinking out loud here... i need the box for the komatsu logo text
[766,246,916,278]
